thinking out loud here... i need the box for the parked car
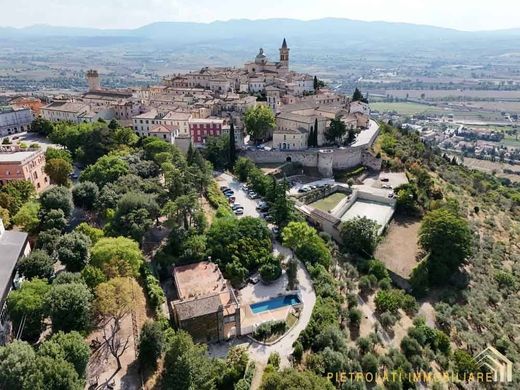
[228,196,236,203]
[388,192,395,198]
[223,189,234,196]
[264,215,274,222]
[234,209,244,215]
[382,184,392,189]
[380,177,389,182]
[231,203,243,210]
[241,184,249,191]
[249,275,260,285]
[220,186,229,191]
[271,226,280,236]
[248,191,258,199]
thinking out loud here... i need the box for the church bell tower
[279,38,290,70]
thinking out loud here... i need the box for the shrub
[253,320,287,341]
[140,264,166,314]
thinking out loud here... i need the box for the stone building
[171,262,241,343]
[0,145,50,192]
[0,107,33,136]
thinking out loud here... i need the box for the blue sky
[0,0,518,31]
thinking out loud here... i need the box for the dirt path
[250,361,266,390]
[86,281,150,390]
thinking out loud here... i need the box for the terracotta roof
[175,294,222,321]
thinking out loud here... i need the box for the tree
[271,178,293,228]
[79,153,129,188]
[352,88,368,103]
[45,147,72,164]
[419,208,472,283]
[361,353,378,376]
[72,181,99,210]
[31,117,54,136]
[313,75,319,91]
[138,320,165,371]
[40,208,67,231]
[205,134,230,169]
[229,122,237,168]
[56,232,91,272]
[244,105,276,143]
[313,118,319,146]
[81,265,107,289]
[95,277,140,326]
[259,255,282,282]
[0,180,35,215]
[282,221,317,251]
[295,235,332,268]
[45,158,73,186]
[39,186,73,217]
[17,250,55,280]
[0,206,10,226]
[32,355,84,390]
[74,222,104,244]
[260,368,335,390]
[47,282,92,332]
[7,278,50,340]
[12,200,39,233]
[453,349,478,376]
[340,217,380,257]
[163,192,204,231]
[233,157,256,182]
[38,331,90,377]
[0,340,38,389]
[36,228,62,254]
[324,118,347,145]
[162,330,218,390]
[286,258,298,290]
[109,192,159,241]
[90,236,143,278]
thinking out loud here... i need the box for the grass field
[370,102,445,115]
[310,193,346,212]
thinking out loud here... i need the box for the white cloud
[0,0,518,31]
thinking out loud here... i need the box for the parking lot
[215,172,264,219]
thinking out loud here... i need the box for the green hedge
[206,180,231,211]
[253,320,287,341]
[140,264,166,315]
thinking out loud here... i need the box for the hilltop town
[0,36,519,390]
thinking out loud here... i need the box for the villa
[170,261,241,343]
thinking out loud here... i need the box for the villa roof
[174,294,222,321]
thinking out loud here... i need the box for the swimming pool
[250,294,301,314]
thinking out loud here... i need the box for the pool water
[250,295,301,314]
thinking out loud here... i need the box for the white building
[41,102,91,123]
[0,107,33,136]
[161,112,192,136]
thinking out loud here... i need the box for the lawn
[370,102,445,115]
[309,193,346,212]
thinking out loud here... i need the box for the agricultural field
[462,157,520,182]
[370,102,445,115]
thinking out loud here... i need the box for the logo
[474,346,513,382]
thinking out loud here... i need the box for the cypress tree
[187,143,195,165]
[314,118,319,146]
[229,122,236,168]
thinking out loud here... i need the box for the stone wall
[243,145,374,178]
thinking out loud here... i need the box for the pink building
[0,145,50,192]
[189,118,224,145]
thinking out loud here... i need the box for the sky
[0,0,518,31]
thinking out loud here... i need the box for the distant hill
[1,18,519,58]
